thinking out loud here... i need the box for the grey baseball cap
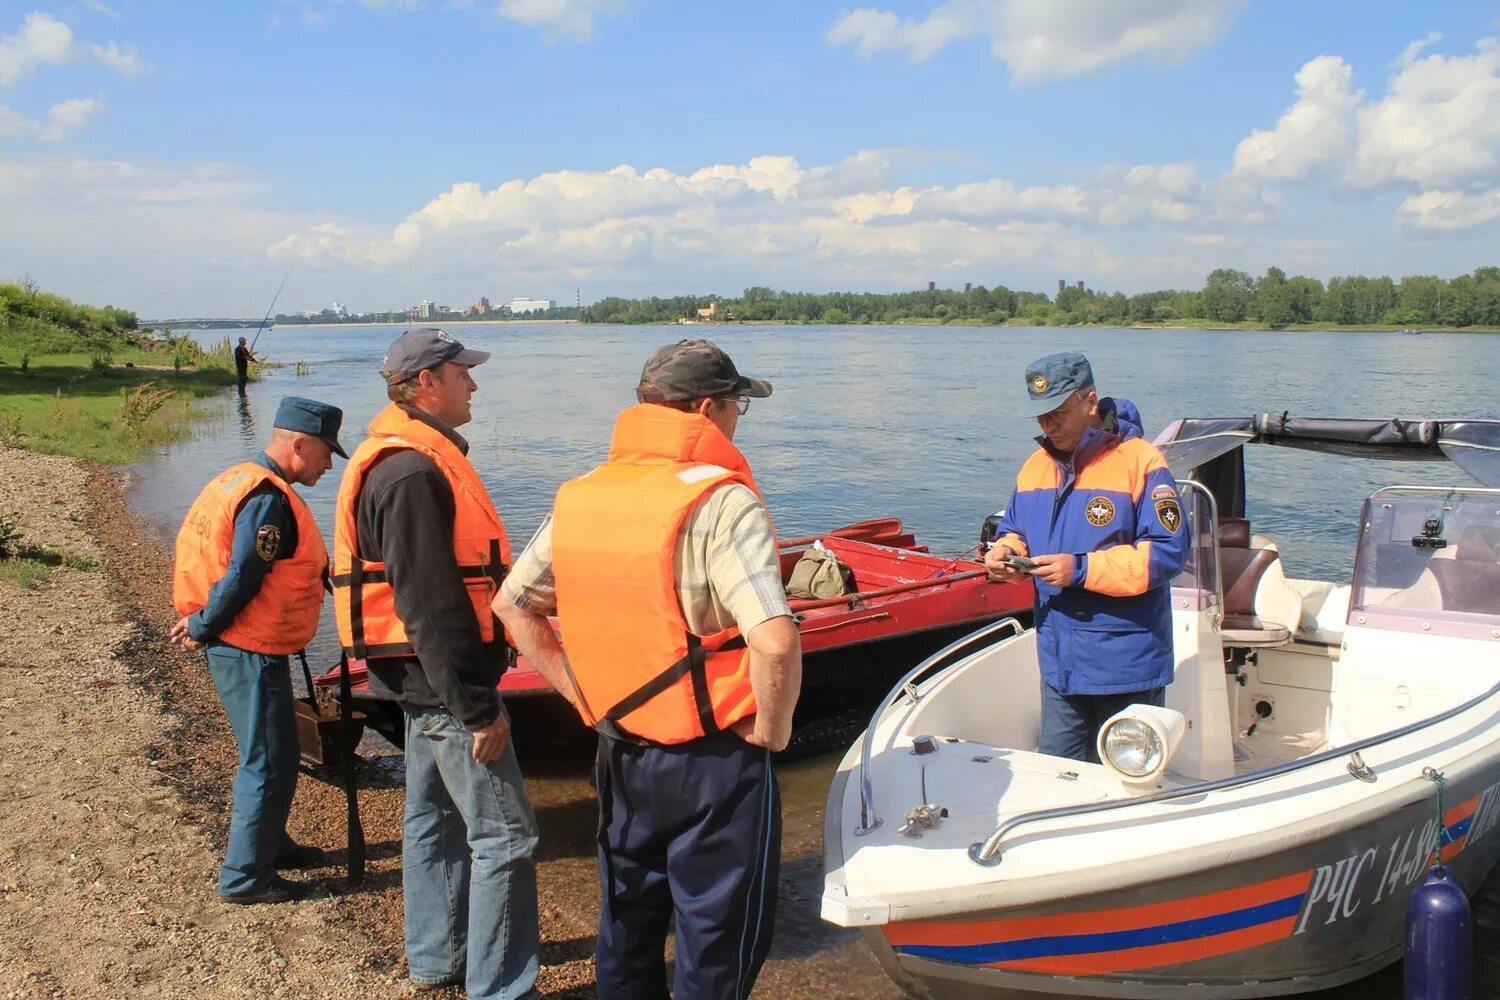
[381,328,490,384]
[1024,351,1094,417]
[637,339,772,402]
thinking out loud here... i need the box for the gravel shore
[0,447,896,999]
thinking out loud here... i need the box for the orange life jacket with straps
[331,404,511,659]
[173,462,328,655]
[552,403,766,746]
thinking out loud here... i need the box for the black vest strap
[599,633,747,738]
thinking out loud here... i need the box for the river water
[132,322,1500,997]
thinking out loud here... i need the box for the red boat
[316,518,1033,746]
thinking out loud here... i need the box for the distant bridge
[141,318,271,330]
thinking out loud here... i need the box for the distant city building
[331,300,349,318]
[419,300,435,319]
[697,301,719,319]
[508,297,554,314]
[470,296,491,315]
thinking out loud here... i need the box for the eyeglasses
[1036,390,1088,426]
[722,395,750,415]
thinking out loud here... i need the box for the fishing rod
[248,267,291,353]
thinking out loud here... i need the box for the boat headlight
[1097,704,1187,786]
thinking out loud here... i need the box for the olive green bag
[787,545,856,599]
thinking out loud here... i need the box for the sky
[2,1,1500,318]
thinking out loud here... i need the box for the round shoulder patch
[1084,496,1115,527]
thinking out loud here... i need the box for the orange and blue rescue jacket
[994,398,1187,695]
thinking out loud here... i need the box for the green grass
[0,348,241,463]
[0,544,98,588]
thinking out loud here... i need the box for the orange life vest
[331,404,511,659]
[172,462,328,655]
[552,403,766,745]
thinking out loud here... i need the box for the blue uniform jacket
[994,398,1188,695]
[187,453,299,643]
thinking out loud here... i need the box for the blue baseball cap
[273,396,347,458]
[1023,351,1094,417]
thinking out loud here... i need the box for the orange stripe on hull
[884,871,1312,948]
[989,916,1298,976]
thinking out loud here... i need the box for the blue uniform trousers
[204,642,301,896]
[594,729,780,1000]
[1038,681,1166,763]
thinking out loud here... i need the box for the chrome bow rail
[968,676,1500,866]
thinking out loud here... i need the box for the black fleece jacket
[357,405,505,730]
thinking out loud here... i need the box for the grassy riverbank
[0,282,241,463]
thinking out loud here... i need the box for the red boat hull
[317,519,1032,706]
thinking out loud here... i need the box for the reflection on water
[130,323,1500,998]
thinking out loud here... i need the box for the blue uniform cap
[1023,351,1094,417]
[273,396,347,458]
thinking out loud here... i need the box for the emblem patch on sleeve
[255,524,281,561]
[1155,497,1182,533]
[1084,496,1115,526]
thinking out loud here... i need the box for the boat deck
[1231,725,1325,775]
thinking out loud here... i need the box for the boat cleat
[898,802,948,837]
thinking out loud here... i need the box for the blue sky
[3,1,1499,317]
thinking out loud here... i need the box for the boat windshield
[1351,488,1500,624]
[1172,481,1220,611]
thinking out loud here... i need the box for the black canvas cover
[1155,415,1500,488]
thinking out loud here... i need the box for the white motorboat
[821,414,1500,998]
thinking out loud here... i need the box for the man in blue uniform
[169,396,346,904]
[983,352,1189,762]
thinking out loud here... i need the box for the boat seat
[1219,546,1302,647]
[1425,558,1500,616]
[1219,517,1251,548]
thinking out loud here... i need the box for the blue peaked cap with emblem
[1023,351,1095,418]
[273,396,347,458]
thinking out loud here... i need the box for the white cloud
[264,150,1284,301]
[1348,36,1500,190]
[83,0,121,21]
[826,0,1238,81]
[494,0,626,42]
[1397,189,1500,232]
[0,13,73,87]
[0,155,314,316]
[0,96,103,141]
[1232,36,1500,232]
[88,40,149,78]
[1232,55,1361,181]
[0,12,151,89]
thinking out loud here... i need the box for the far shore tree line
[579,266,1500,329]
[271,305,583,326]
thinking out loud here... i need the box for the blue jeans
[1038,682,1166,763]
[205,642,301,896]
[403,707,541,1000]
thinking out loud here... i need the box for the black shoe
[220,876,310,905]
[276,844,334,870]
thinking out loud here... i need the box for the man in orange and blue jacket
[983,352,1188,762]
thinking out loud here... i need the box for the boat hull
[863,766,1500,998]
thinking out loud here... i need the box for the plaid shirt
[502,483,791,636]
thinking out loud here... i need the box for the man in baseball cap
[493,336,799,998]
[380,327,491,385]
[636,337,773,402]
[333,327,541,997]
[983,348,1189,765]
